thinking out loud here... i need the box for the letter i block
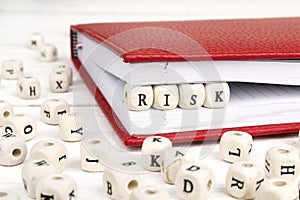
[124,84,153,111]
[265,146,300,181]
[153,85,179,110]
[175,163,214,200]
[225,161,265,199]
[203,82,230,108]
[141,136,172,172]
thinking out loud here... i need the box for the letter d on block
[175,162,214,200]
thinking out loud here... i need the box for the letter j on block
[141,136,172,172]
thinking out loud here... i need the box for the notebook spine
[71,30,79,58]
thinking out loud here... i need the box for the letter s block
[41,99,70,125]
[175,162,214,200]
[124,84,153,111]
[141,136,172,172]
[178,83,205,109]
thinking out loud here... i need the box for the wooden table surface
[1,0,300,199]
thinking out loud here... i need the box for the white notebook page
[77,32,300,86]
[79,47,300,135]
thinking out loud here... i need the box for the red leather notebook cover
[70,17,300,146]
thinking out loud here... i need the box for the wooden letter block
[49,71,70,93]
[0,134,27,166]
[265,146,300,181]
[37,44,57,62]
[80,139,105,172]
[103,167,144,200]
[141,136,172,172]
[225,161,265,199]
[4,113,37,141]
[41,98,70,125]
[203,82,230,108]
[175,162,214,200]
[35,174,78,200]
[153,85,179,110]
[22,159,60,198]
[124,84,153,111]
[1,59,23,80]
[219,131,253,163]
[257,179,298,200]
[0,101,13,127]
[53,64,73,85]
[178,83,205,109]
[17,76,41,99]
[28,33,44,49]
[161,148,193,184]
[59,113,84,142]
[29,140,68,172]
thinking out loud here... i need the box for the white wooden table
[1,0,300,199]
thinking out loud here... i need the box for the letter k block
[141,136,172,172]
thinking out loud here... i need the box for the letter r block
[225,161,265,199]
[124,84,153,111]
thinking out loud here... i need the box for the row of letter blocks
[1,59,73,98]
[124,82,230,110]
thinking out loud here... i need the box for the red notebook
[70,17,300,146]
